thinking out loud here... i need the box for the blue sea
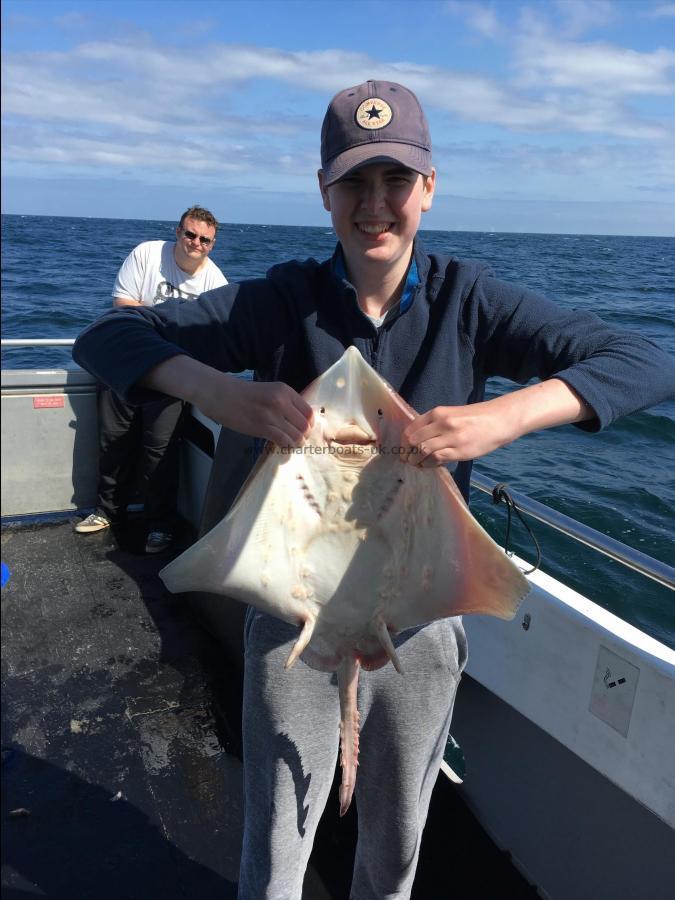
[2,214,674,647]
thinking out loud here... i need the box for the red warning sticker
[33,396,65,409]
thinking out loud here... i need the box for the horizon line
[1,211,673,241]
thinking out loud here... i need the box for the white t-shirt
[112,240,227,306]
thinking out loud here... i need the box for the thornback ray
[160,346,530,814]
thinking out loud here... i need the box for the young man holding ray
[74,81,675,899]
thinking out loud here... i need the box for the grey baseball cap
[320,80,432,186]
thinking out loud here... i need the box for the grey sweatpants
[238,612,468,900]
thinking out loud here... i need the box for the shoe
[145,531,173,554]
[74,513,111,533]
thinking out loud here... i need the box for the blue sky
[2,0,674,235]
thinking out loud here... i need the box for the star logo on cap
[355,97,393,130]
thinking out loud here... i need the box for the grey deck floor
[1,517,538,899]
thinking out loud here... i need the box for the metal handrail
[2,338,672,590]
[2,339,76,346]
[471,472,675,591]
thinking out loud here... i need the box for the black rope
[491,483,541,575]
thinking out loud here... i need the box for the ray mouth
[326,438,377,459]
[330,424,376,444]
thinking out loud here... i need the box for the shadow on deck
[1,517,538,899]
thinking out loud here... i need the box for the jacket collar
[329,240,427,320]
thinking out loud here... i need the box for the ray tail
[337,656,360,817]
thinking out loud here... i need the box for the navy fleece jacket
[73,243,675,500]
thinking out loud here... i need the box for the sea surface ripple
[2,215,673,646]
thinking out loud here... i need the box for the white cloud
[435,136,675,201]
[448,0,615,40]
[2,59,172,134]
[1,49,313,140]
[650,3,675,16]
[444,1,504,39]
[552,0,615,37]
[442,0,675,111]
[515,36,675,98]
[2,117,319,186]
[2,19,673,215]
[53,12,92,29]
[3,39,672,145]
[3,134,245,173]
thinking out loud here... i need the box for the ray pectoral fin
[384,467,530,630]
[453,512,531,619]
[285,615,317,669]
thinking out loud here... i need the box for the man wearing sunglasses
[75,205,227,553]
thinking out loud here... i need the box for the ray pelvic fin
[284,615,316,669]
[375,616,404,675]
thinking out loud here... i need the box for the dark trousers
[95,385,184,532]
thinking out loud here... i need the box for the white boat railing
[2,338,76,346]
[3,337,673,592]
[471,473,675,591]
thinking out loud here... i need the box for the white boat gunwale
[3,339,674,898]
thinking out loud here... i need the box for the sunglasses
[180,227,214,247]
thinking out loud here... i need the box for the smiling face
[174,216,217,273]
[318,162,435,285]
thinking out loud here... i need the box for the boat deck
[1,517,538,899]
